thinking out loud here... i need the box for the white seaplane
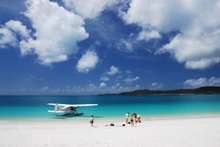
[47,103,98,116]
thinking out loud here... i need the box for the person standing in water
[90,115,94,127]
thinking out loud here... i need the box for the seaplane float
[47,103,98,116]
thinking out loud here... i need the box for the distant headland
[98,86,220,96]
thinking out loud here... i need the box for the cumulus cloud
[62,0,118,19]
[124,76,139,84]
[151,82,163,89]
[121,0,220,69]
[157,30,220,69]
[5,20,30,39]
[0,20,30,48]
[76,50,99,73]
[0,27,17,48]
[184,77,220,88]
[100,76,110,81]
[151,82,158,87]
[137,30,161,41]
[19,0,88,66]
[99,82,107,88]
[106,66,120,75]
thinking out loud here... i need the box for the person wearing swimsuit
[90,115,94,127]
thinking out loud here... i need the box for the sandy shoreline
[1,116,220,147]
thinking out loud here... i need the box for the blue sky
[0,0,220,95]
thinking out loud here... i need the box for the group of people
[125,112,141,126]
[89,112,141,127]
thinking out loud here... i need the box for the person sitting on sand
[90,115,94,127]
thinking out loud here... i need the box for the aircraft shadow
[51,115,103,119]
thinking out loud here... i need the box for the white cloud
[100,76,110,81]
[151,82,163,89]
[121,0,220,69]
[99,82,107,88]
[62,0,118,19]
[137,30,161,41]
[4,83,143,95]
[89,83,96,88]
[76,50,99,73]
[0,27,17,48]
[116,38,133,52]
[121,0,199,32]
[184,77,220,88]
[134,84,140,90]
[157,30,220,69]
[151,82,158,87]
[5,20,30,39]
[0,20,30,48]
[40,86,49,92]
[124,76,139,84]
[107,65,120,75]
[125,70,132,74]
[23,74,36,83]
[19,0,88,66]
[50,88,60,93]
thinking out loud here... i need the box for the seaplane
[47,103,98,117]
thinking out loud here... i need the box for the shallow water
[0,95,220,120]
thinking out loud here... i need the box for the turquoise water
[0,95,220,120]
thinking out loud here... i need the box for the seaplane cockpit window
[55,104,61,111]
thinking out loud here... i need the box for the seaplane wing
[47,103,98,108]
[47,103,98,116]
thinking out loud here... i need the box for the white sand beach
[1,116,220,147]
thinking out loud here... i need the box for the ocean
[0,94,220,120]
